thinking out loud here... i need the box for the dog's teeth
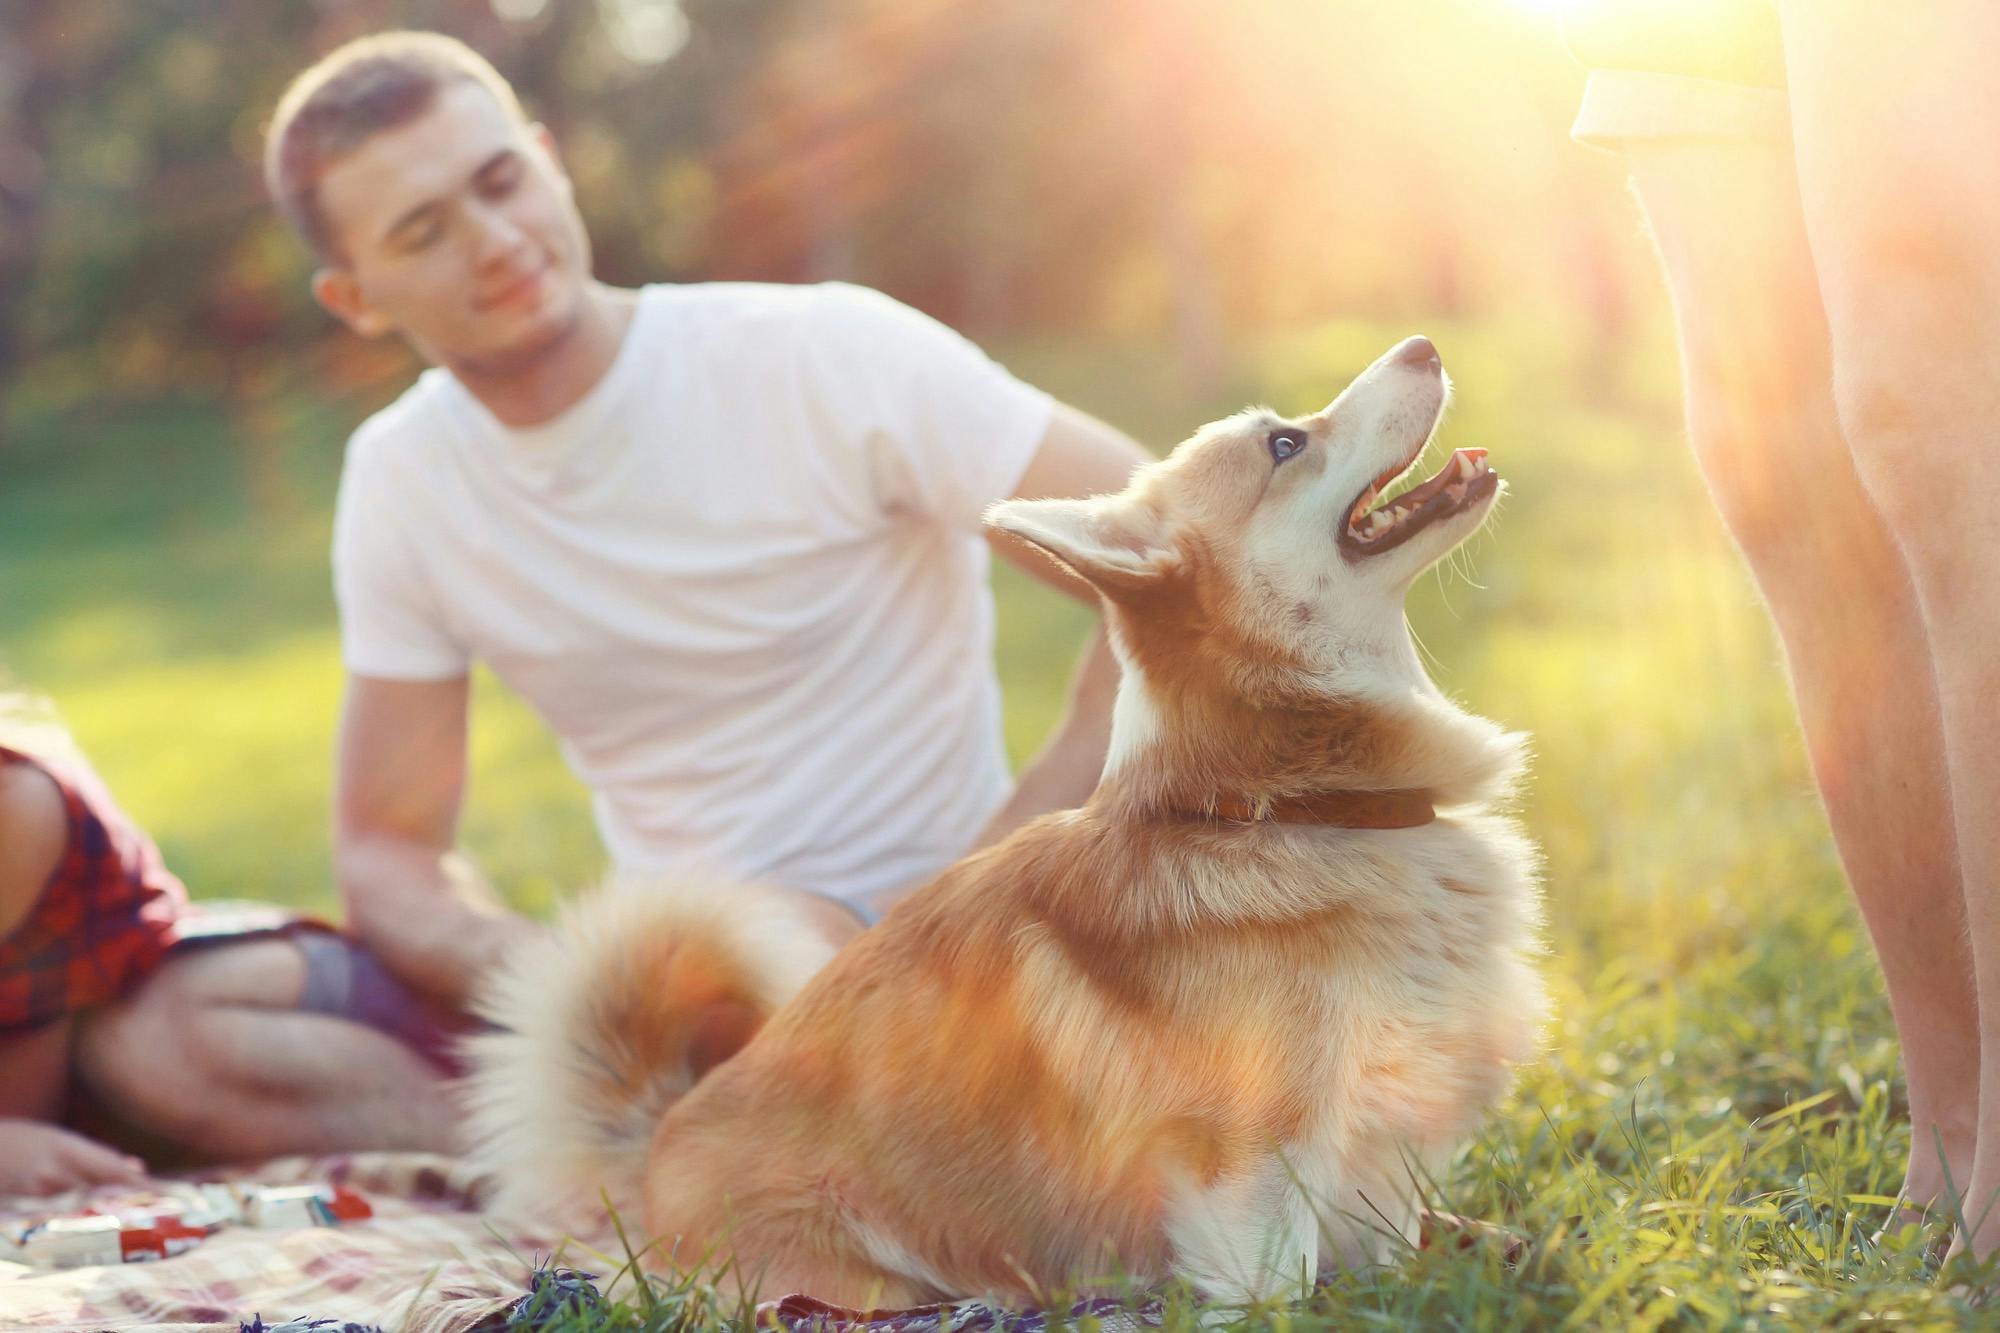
[1367,511,1392,536]
[1456,453,1476,479]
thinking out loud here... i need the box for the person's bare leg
[1775,0,2000,1256]
[74,938,459,1160]
[1618,130,1976,1211]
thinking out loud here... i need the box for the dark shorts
[169,900,477,1076]
[289,928,477,1075]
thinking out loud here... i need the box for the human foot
[1892,1086,1972,1199]
[1942,1162,2000,1268]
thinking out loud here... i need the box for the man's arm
[971,401,1149,847]
[333,673,539,1011]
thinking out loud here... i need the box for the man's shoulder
[341,370,458,479]
[651,280,904,339]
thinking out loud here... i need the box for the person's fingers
[19,1165,68,1196]
[52,1132,150,1187]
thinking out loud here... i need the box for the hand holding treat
[0,1119,148,1199]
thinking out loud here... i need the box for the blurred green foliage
[0,0,1647,431]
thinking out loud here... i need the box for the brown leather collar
[1200,789,1436,828]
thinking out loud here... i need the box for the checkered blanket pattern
[0,1153,1176,1332]
[0,1153,608,1333]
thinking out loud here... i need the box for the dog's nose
[1391,335,1440,372]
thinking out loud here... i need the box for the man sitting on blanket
[271,34,1144,1022]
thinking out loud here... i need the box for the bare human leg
[73,936,460,1161]
[1613,116,1976,1211]
[1775,0,2000,1258]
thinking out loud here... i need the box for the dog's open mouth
[1339,446,1499,558]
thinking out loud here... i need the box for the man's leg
[74,937,460,1161]
[1776,0,2000,1256]
[1603,103,1976,1209]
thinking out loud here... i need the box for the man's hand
[335,838,543,1009]
[0,1119,148,1198]
[334,673,534,1010]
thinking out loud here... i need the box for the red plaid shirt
[0,745,187,1030]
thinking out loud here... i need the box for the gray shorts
[1572,69,1788,152]
[1564,1,1788,151]
[172,902,475,1075]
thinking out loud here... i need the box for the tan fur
[465,340,1547,1308]
[463,874,840,1219]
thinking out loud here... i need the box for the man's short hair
[264,30,525,262]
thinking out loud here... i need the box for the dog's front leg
[1311,1143,1438,1275]
[1163,1154,1322,1309]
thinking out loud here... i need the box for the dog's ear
[985,495,1176,596]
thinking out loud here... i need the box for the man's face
[312,80,593,376]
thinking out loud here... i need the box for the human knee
[1821,290,1999,532]
[1649,251,1851,570]
[1694,457,1797,571]
[1819,223,1999,431]
[74,975,221,1140]
[1677,374,1867,577]
[1827,359,1985,555]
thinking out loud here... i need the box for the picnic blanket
[0,1153,607,1333]
[3,1158,1497,1331]
[0,1156,1168,1333]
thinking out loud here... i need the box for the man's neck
[453,282,641,430]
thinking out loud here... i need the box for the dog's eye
[1267,429,1308,463]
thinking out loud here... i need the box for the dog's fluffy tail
[461,875,841,1218]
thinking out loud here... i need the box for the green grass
[6,314,1997,1326]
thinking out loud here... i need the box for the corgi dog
[465,335,1544,1310]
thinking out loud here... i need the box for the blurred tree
[4,0,1651,438]
[0,2,72,444]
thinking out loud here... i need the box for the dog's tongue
[1348,447,1495,548]
[1401,448,1484,509]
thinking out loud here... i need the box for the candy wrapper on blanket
[243,1184,374,1228]
[1,1181,372,1269]
[5,1214,211,1267]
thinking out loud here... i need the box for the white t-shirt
[332,282,1053,902]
